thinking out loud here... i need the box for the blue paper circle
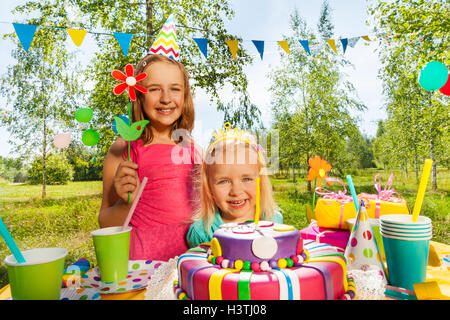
[418,61,448,91]
[112,115,129,134]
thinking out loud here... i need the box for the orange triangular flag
[361,35,372,41]
[277,40,290,54]
[67,29,88,47]
[225,40,239,61]
[326,39,337,54]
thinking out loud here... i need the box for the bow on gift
[315,177,354,229]
[359,173,406,218]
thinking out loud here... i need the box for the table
[1,241,449,300]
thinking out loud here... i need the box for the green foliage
[269,3,367,177]
[64,141,103,181]
[27,153,74,185]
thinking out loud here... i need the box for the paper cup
[4,248,68,300]
[382,235,430,291]
[347,218,385,260]
[380,225,432,234]
[380,221,432,230]
[91,226,131,283]
[380,214,431,226]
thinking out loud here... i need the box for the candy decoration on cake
[111,63,149,203]
[174,222,356,300]
[149,13,180,61]
[344,200,387,283]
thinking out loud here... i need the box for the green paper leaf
[75,108,93,123]
[114,116,149,141]
[82,129,100,146]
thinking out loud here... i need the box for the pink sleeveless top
[123,139,200,261]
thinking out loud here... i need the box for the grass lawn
[0,169,448,289]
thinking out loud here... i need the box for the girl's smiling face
[141,61,185,132]
[208,146,260,223]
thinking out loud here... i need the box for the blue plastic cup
[382,234,430,291]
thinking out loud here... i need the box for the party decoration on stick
[0,216,26,263]
[111,64,149,203]
[411,159,433,222]
[122,177,148,231]
[307,156,332,209]
[346,175,360,214]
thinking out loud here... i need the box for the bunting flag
[12,23,38,51]
[193,38,208,58]
[113,32,133,57]
[149,13,180,61]
[277,40,290,54]
[252,40,264,60]
[340,38,348,54]
[348,36,360,48]
[361,35,372,42]
[299,40,311,55]
[67,28,88,47]
[225,40,238,61]
[326,39,338,54]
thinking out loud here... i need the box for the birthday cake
[174,221,355,300]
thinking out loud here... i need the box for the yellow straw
[255,177,261,225]
[412,159,433,222]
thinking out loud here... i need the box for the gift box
[314,174,409,230]
[300,221,350,252]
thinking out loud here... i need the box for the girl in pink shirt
[99,54,201,261]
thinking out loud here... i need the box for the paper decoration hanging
[361,35,372,42]
[193,38,208,58]
[149,13,180,61]
[67,29,88,47]
[53,133,72,149]
[344,201,387,282]
[225,40,239,61]
[252,40,264,60]
[12,23,38,51]
[277,41,290,54]
[439,73,450,96]
[75,108,93,123]
[326,39,338,54]
[340,38,348,54]
[348,37,360,48]
[82,128,100,146]
[113,32,133,57]
[299,40,311,55]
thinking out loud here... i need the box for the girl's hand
[113,160,140,204]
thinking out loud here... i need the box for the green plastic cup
[4,247,68,300]
[91,226,131,283]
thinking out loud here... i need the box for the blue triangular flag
[299,40,311,55]
[113,32,133,57]
[251,40,264,60]
[340,38,348,54]
[12,23,38,51]
[193,38,208,58]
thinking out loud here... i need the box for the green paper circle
[418,61,448,91]
[82,129,100,146]
[75,108,93,123]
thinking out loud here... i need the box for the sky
[0,0,384,158]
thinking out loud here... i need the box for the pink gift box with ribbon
[300,221,350,252]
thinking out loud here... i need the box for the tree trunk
[404,158,408,180]
[292,164,295,183]
[414,150,419,184]
[306,154,311,192]
[42,95,47,199]
[146,0,153,48]
[430,139,437,191]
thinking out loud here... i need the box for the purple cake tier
[211,221,302,264]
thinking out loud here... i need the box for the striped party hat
[149,13,180,61]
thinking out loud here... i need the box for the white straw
[122,177,148,231]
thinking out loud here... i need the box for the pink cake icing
[174,221,356,300]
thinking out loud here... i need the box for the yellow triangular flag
[361,35,372,41]
[277,40,290,54]
[67,29,88,47]
[326,39,337,54]
[225,40,239,61]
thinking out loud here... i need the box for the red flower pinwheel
[111,64,148,101]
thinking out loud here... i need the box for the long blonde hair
[193,134,276,235]
[133,54,195,144]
